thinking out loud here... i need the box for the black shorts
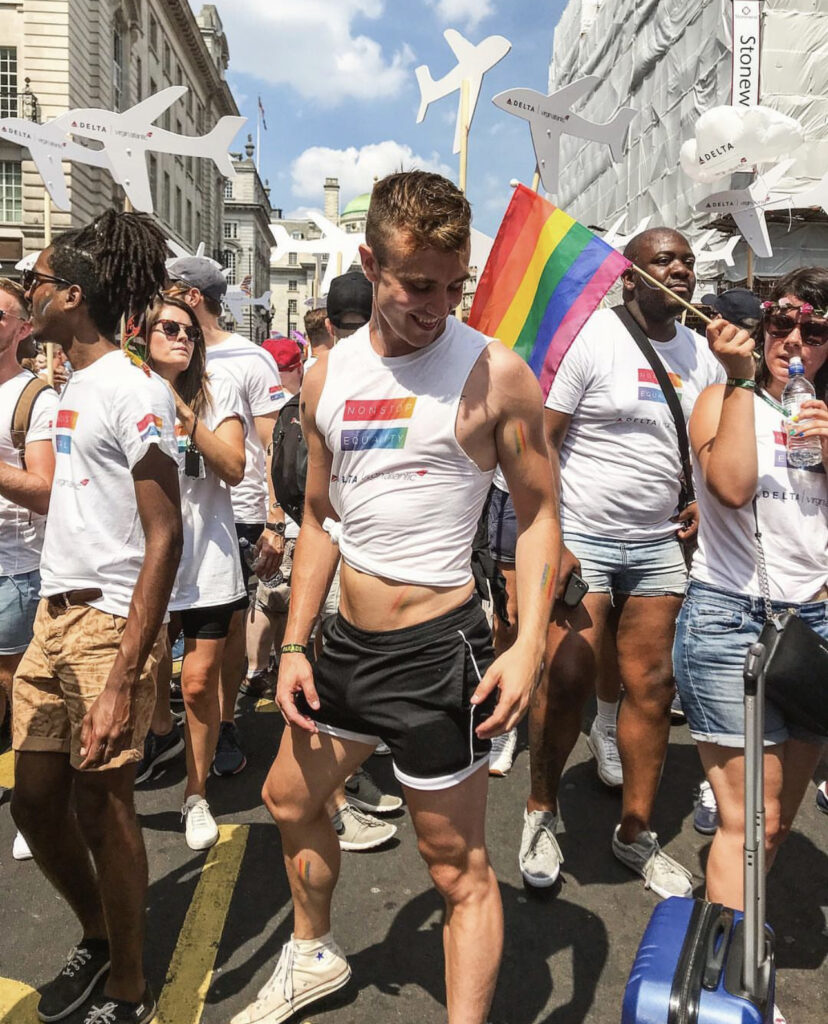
[178,602,237,640]
[298,597,497,790]
[234,522,266,606]
[488,486,517,565]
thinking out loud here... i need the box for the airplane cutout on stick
[223,274,271,327]
[692,229,739,268]
[416,29,511,155]
[600,214,651,250]
[697,160,795,259]
[492,79,636,197]
[271,211,363,296]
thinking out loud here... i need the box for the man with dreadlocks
[11,210,183,1024]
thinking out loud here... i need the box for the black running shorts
[298,597,497,791]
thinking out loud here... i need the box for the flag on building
[258,96,267,131]
[239,274,252,297]
[469,184,630,394]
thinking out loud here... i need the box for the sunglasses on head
[154,319,201,343]
[20,268,74,293]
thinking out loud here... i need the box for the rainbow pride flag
[469,185,630,394]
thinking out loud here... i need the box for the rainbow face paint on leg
[297,857,311,882]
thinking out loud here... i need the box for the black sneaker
[135,726,184,785]
[66,985,156,1024]
[239,670,271,698]
[37,939,110,1022]
[345,767,403,814]
[212,721,247,776]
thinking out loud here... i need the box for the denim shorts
[673,580,828,748]
[564,531,687,597]
[487,487,516,564]
[0,569,41,655]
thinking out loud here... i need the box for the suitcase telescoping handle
[742,642,768,998]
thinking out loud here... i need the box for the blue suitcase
[622,643,776,1023]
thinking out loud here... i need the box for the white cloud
[291,141,454,200]
[213,0,414,105]
[428,0,495,31]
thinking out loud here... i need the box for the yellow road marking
[0,748,14,790]
[255,698,278,714]
[0,978,38,1023]
[156,824,249,1024]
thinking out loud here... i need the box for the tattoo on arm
[540,563,555,602]
[514,421,527,455]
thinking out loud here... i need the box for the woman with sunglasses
[673,269,828,943]
[143,296,246,851]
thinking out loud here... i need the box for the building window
[0,162,22,222]
[175,62,182,87]
[223,221,238,239]
[186,156,193,178]
[149,14,159,53]
[162,171,171,221]
[223,179,233,200]
[163,41,171,79]
[186,199,192,243]
[0,47,18,119]
[113,29,125,111]
[291,231,303,240]
[288,299,298,315]
[288,252,298,267]
[135,57,143,102]
[148,153,158,209]
[175,120,183,163]
[288,279,297,292]
[195,210,202,246]
[224,250,236,285]
[150,77,157,100]
[185,88,193,118]
[175,186,182,232]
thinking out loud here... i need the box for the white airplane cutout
[165,240,223,266]
[221,274,271,326]
[416,29,512,155]
[692,229,739,268]
[0,116,110,210]
[697,160,795,259]
[52,87,246,213]
[492,79,636,196]
[764,169,828,218]
[600,214,651,250]
[271,211,363,296]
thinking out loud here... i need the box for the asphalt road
[1,695,826,1024]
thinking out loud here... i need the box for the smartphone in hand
[562,571,589,608]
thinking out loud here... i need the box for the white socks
[596,699,619,730]
[292,932,333,954]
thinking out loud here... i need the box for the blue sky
[201,0,567,236]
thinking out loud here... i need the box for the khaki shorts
[12,599,164,771]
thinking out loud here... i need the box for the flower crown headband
[761,298,828,319]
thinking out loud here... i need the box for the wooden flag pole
[43,193,54,386]
[458,78,470,195]
[631,264,712,325]
[531,165,541,193]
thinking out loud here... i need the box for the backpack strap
[11,376,54,469]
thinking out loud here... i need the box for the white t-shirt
[170,373,246,611]
[545,308,725,541]
[0,371,59,575]
[692,389,828,602]
[205,334,286,524]
[40,350,178,617]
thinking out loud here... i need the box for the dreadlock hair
[144,296,212,419]
[50,209,168,338]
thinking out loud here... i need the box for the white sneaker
[232,935,351,1024]
[373,740,391,756]
[332,804,396,851]
[586,718,623,788]
[612,826,693,899]
[182,795,219,851]
[488,727,517,776]
[773,1004,787,1024]
[12,830,32,861]
[519,809,563,888]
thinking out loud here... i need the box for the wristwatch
[267,521,286,536]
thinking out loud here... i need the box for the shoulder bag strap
[11,376,54,470]
[611,304,695,503]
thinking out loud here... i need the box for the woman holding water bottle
[142,296,247,851]
[673,268,828,921]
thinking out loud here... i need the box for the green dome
[341,193,371,218]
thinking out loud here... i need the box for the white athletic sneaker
[612,826,693,899]
[772,1004,787,1024]
[488,728,518,776]
[182,795,219,851]
[12,830,32,861]
[332,804,396,851]
[232,935,351,1024]
[586,718,623,788]
[519,809,563,888]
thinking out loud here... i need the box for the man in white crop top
[523,228,725,902]
[232,173,560,1024]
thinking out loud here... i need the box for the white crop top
[315,318,495,587]
[691,389,828,603]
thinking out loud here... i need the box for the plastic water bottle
[782,356,822,469]
[238,537,284,590]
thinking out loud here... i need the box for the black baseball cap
[165,256,228,302]
[326,271,372,329]
[701,288,762,328]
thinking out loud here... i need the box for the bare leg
[181,637,225,799]
[74,765,148,1003]
[245,603,284,677]
[262,725,375,938]
[11,751,106,940]
[595,629,621,704]
[614,594,682,842]
[0,652,22,733]
[491,564,518,657]
[527,593,613,813]
[406,764,501,1024]
[219,609,246,724]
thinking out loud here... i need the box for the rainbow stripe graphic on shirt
[55,409,79,453]
[773,428,788,467]
[137,413,163,442]
[638,368,683,405]
[269,384,285,403]
[340,397,417,451]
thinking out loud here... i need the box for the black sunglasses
[0,308,28,325]
[763,312,828,347]
[154,319,201,343]
[20,268,74,293]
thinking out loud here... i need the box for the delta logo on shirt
[269,385,285,403]
[638,368,683,405]
[137,413,163,442]
[55,409,79,454]
[340,397,417,451]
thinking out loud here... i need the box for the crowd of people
[0,170,825,1024]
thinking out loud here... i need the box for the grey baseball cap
[165,256,228,302]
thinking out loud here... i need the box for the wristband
[280,643,307,655]
[267,521,286,535]
[726,377,756,391]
